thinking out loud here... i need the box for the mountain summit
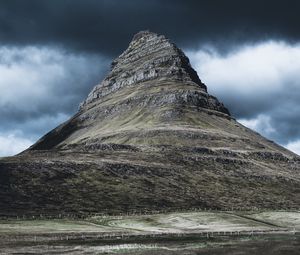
[0,31,299,216]
[82,30,209,107]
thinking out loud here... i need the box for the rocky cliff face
[0,31,299,216]
[81,31,211,108]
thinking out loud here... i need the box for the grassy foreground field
[0,211,299,254]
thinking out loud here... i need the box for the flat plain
[0,210,299,254]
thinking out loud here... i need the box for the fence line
[0,207,299,221]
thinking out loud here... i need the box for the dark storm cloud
[0,0,300,56]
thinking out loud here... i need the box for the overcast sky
[0,0,300,156]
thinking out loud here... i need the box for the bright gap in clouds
[0,132,32,156]
[286,140,300,155]
[187,41,300,155]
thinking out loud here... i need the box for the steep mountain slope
[0,31,299,216]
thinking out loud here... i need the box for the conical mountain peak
[80,30,209,109]
[28,31,231,151]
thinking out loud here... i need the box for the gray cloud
[0,46,109,155]
[187,41,300,148]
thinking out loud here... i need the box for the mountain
[0,31,299,216]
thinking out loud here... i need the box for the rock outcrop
[0,31,299,216]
